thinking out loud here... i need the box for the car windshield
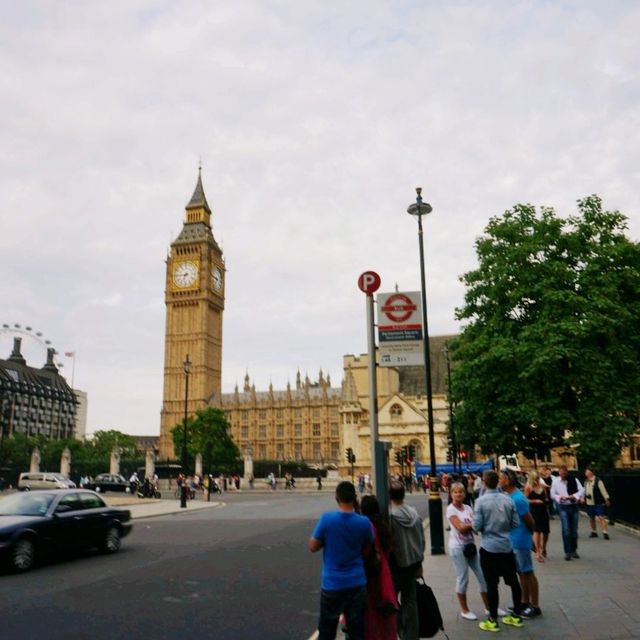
[52,474,66,481]
[0,492,54,516]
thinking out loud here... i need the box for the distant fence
[598,472,640,528]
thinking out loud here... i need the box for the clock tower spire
[159,168,225,458]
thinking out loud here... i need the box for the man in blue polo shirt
[500,469,542,619]
[309,481,374,640]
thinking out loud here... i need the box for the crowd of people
[309,464,612,639]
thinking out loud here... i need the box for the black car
[85,473,132,493]
[0,489,132,572]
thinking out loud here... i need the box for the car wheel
[11,538,36,572]
[101,526,121,554]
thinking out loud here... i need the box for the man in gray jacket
[389,481,425,640]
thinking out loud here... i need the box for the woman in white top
[447,482,493,621]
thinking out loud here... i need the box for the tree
[170,407,240,473]
[451,195,640,469]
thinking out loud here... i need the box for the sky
[1,1,638,436]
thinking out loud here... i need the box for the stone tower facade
[159,170,225,457]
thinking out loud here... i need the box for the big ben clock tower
[159,168,225,457]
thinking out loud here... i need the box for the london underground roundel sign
[357,271,381,296]
[381,293,416,323]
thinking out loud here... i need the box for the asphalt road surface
[0,490,428,640]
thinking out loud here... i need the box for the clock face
[173,261,199,288]
[212,267,223,292]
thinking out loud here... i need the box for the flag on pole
[64,351,75,357]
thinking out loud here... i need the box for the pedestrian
[446,482,490,621]
[550,465,584,561]
[317,472,323,490]
[360,495,399,640]
[389,481,425,640]
[524,470,550,561]
[501,469,542,619]
[309,481,374,640]
[473,469,525,633]
[584,466,611,540]
[540,467,555,519]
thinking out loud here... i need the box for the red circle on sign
[381,294,416,322]
[358,271,381,295]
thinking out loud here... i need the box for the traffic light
[346,447,353,463]
[351,451,356,464]
[408,445,416,462]
[394,449,402,465]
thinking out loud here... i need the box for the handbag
[416,577,445,638]
[463,542,477,559]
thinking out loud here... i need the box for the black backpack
[416,578,447,638]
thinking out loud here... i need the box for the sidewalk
[424,514,640,639]
[106,496,224,519]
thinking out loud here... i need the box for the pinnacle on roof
[186,165,211,214]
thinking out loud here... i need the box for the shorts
[586,504,606,517]
[514,548,534,574]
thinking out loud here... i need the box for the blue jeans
[558,503,579,554]
[318,585,366,640]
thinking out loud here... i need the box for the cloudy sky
[1,1,638,436]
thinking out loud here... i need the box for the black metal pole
[180,355,190,508]
[409,189,445,555]
[444,346,457,474]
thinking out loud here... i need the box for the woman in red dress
[360,495,399,640]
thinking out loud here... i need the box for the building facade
[221,371,342,463]
[0,338,77,440]
[159,169,225,457]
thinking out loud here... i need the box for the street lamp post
[407,187,445,555]
[180,354,191,509]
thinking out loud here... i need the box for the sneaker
[502,615,524,628]
[486,608,508,617]
[603,533,610,540]
[479,619,500,632]
[572,552,580,559]
[589,531,598,538]
[565,554,572,561]
[461,611,478,620]
[521,606,542,618]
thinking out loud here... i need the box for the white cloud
[1,1,638,435]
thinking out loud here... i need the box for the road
[0,490,428,640]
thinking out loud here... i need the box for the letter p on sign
[358,271,381,296]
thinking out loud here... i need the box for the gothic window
[276,425,284,438]
[331,444,340,460]
[259,426,266,439]
[276,409,284,419]
[313,444,322,460]
[313,408,320,418]
[390,404,403,417]
[276,445,284,460]
[258,410,267,420]
[331,423,339,437]
[312,423,321,436]
[241,426,249,439]
[294,444,303,459]
[294,423,302,437]
[241,412,248,423]
[258,445,267,459]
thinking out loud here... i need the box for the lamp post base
[180,484,188,508]
[428,475,445,555]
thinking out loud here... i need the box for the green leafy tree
[170,407,240,473]
[451,195,640,469]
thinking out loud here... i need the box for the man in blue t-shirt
[500,469,542,619]
[309,481,374,640]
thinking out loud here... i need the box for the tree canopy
[450,195,640,469]
[170,407,240,473]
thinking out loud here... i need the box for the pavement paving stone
[421,507,640,639]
